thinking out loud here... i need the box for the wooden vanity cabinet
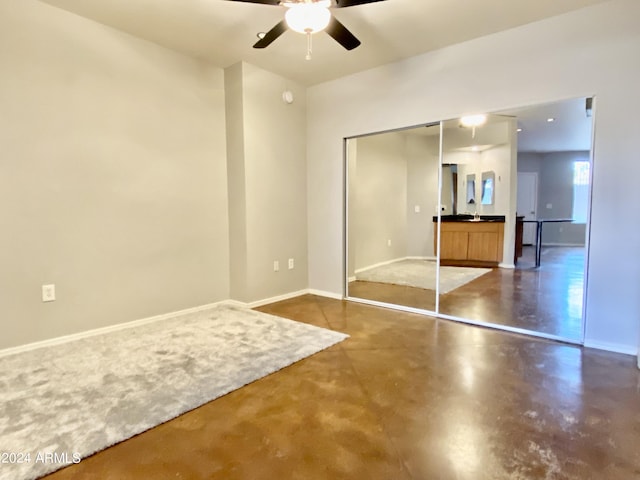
[436,221,504,267]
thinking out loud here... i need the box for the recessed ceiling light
[517,128,523,132]
[547,117,555,123]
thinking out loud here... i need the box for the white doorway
[517,172,538,244]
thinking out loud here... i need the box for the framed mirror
[466,174,476,205]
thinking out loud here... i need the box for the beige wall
[351,133,407,272]
[225,63,249,302]
[349,131,439,275]
[405,133,439,258]
[226,62,308,303]
[0,1,230,349]
[307,0,640,354]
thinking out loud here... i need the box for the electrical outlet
[42,284,56,302]
[288,258,294,270]
[273,260,280,272]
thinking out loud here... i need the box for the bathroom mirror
[481,171,495,205]
[466,174,476,205]
[441,164,458,215]
[345,96,593,344]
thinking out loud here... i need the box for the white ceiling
[39,0,609,86]
[397,97,594,153]
[499,97,593,152]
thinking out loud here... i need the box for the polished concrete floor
[44,295,639,480]
[349,246,584,340]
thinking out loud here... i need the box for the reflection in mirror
[441,164,458,215]
[466,174,476,205]
[481,171,495,205]
[437,97,593,342]
[346,123,440,311]
[344,97,592,344]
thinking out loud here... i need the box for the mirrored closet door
[345,97,593,344]
[346,123,441,312]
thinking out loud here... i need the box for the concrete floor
[44,294,639,480]
[349,246,584,340]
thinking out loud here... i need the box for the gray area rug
[356,259,491,294]
[0,304,348,480]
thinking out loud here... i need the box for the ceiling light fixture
[284,0,332,60]
[460,114,487,128]
[517,128,523,132]
[547,117,555,123]
[460,114,487,139]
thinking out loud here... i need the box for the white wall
[307,0,640,354]
[225,63,249,302]
[349,130,439,273]
[226,62,308,303]
[0,1,230,349]
[405,133,439,258]
[351,133,408,271]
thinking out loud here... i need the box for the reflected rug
[356,259,491,294]
[0,304,348,480]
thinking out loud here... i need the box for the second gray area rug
[356,259,491,294]
[0,304,348,480]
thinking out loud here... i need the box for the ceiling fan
[226,0,387,58]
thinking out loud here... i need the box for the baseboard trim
[355,256,435,275]
[583,340,637,357]
[0,290,349,357]
[355,257,404,274]
[541,243,586,247]
[244,289,311,308]
[306,289,343,300]
[244,289,345,308]
[10,292,631,360]
[0,301,227,359]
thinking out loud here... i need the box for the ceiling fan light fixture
[285,3,331,34]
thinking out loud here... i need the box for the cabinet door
[467,232,499,261]
[440,231,469,260]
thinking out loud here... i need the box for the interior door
[517,172,538,244]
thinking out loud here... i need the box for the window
[572,161,590,223]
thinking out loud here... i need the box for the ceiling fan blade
[253,20,288,48]
[325,16,361,50]
[333,0,386,7]
[226,0,280,5]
